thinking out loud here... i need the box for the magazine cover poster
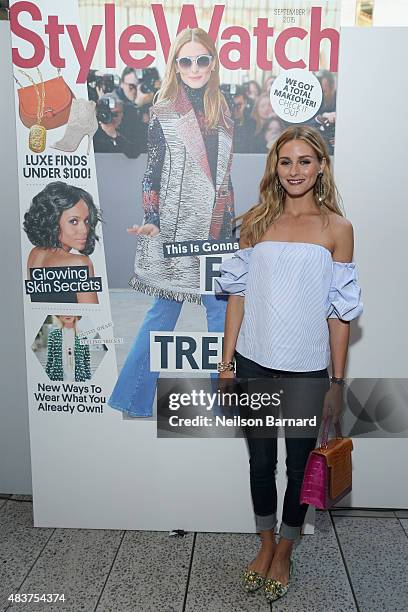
[82,0,341,419]
[10,0,342,529]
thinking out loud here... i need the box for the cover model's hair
[156,27,225,130]
[54,315,81,331]
[23,181,101,255]
[238,126,343,246]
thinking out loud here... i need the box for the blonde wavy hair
[155,27,226,130]
[238,126,344,246]
[54,315,81,333]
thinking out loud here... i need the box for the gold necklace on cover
[19,68,46,153]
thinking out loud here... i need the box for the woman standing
[108,28,234,417]
[216,126,362,602]
[45,316,91,382]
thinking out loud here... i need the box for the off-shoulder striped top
[214,241,363,372]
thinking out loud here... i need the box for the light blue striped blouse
[214,241,363,372]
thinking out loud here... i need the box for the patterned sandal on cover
[242,568,266,593]
[264,559,294,602]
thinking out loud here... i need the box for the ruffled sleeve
[214,248,253,296]
[327,262,363,320]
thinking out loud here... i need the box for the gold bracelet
[217,361,235,373]
[330,376,345,386]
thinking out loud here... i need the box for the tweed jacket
[131,84,235,304]
[45,328,91,382]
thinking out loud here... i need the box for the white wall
[333,26,408,507]
[374,0,408,26]
[341,0,357,26]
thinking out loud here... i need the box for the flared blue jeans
[108,295,227,417]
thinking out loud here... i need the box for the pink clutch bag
[300,417,353,510]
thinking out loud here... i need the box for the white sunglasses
[175,54,213,70]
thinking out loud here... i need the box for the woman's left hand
[322,384,344,423]
[127,223,160,237]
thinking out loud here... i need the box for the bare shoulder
[47,252,92,269]
[27,248,93,272]
[327,214,354,261]
[63,253,92,267]
[27,247,48,270]
[27,247,38,267]
[327,212,353,230]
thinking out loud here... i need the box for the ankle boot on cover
[51,99,98,154]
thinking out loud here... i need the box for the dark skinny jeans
[235,351,329,540]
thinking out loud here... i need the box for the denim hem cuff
[108,400,152,418]
[279,521,302,540]
[255,513,277,532]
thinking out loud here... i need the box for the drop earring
[317,172,325,205]
[275,178,284,200]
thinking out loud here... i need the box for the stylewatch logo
[11,2,339,82]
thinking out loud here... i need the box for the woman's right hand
[218,370,235,379]
[127,223,160,237]
[217,369,236,403]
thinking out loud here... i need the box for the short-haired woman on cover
[24,181,100,304]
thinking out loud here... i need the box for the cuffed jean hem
[279,521,302,541]
[108,400,152,418]
[255,513,277,532]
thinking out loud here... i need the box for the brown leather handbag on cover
[300,416,353,510]
[16,68,75,130]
